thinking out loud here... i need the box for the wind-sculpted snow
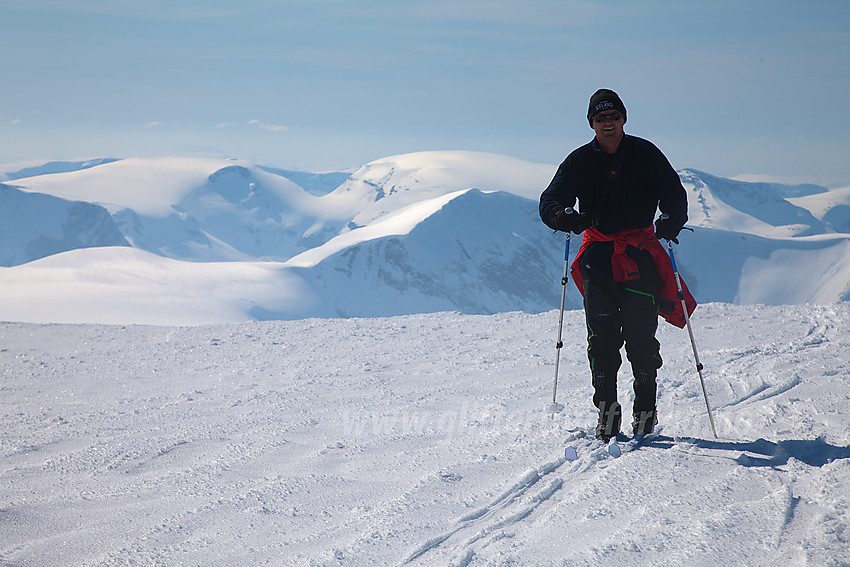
[1,304,849,565]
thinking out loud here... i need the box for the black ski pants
[581,251,661,412]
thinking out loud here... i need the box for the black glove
[655,216,683,243]
[553,209,593,234]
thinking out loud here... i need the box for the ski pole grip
[562,208,574,259]
[658,213,675,248]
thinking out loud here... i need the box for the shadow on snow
[653,436,850,468]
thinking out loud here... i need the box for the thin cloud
[10,118,22,125]
[249,119,288,132]
[145,121,165,129]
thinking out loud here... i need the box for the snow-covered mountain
[0,157,119,181]
[680,170,823,237]
[0,183,128,266]
[1,152,849,325]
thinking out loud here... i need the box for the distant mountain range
[1,152,848,325]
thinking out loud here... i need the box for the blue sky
[2,0,849,185]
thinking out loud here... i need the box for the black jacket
[539,134,688,274]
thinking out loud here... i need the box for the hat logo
[594,101,615,113]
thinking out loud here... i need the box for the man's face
[592,110,625,144]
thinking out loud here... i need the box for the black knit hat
[587,89,627,127]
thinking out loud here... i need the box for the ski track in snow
[404,451,570,564]
[2,304,850,566]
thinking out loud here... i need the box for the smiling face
[591,110,625,153]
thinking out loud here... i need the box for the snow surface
[2,303,849,565]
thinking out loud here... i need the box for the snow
[679,169,827,238]
[0,158,119,182]
[0,247,314,326]
[789,185,850,233]
[2,150,850,564]
[739,239,850,303]
[330,151,554,228]
[9,157,245,217]
[2,303,849,565]
[285,189,473,269]
[3,151,850,322]
[0,184,128,266]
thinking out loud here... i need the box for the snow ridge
[1,152,849,324]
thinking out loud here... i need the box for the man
[539,88,693,441]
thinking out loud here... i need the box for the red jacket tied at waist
[570,226,697,328]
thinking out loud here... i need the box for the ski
[565,425,663,461]
[619,425,665,454]
[608,438,622,458]
[564,437,622,462]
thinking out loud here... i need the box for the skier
[539,88,694,442]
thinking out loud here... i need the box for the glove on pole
[548,208,573,414]
[665,237,718,438]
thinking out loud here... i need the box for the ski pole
[664,235,718,438]
[548,208,573,414]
